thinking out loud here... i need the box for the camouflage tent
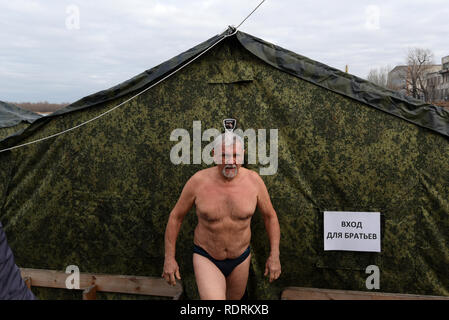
[1,28,449,299]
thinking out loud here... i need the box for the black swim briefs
[193,244,251,277]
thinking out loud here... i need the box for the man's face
[214,141,244,180]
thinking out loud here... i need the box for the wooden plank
[83,285,97,300]
[20,268,182,298]
[281,287,449,300]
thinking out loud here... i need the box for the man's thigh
[226,253,251,300]
[193,253,227,300]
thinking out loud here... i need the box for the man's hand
[162,257,181,286]
[264,254,281,283]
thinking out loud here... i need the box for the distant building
[427,55,449,102]
[387,66,408,95]
[388,64,442,100]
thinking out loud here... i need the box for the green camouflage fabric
[0,30,448,299]
[0,123,29,143]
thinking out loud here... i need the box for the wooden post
[173,291,182,300]
[24,277,32,289]
[82,285,97,300]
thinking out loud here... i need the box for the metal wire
[236,0,266,29]
[0,0,266,153]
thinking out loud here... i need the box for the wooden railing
[281,287,449,300]
[20,268,183,300]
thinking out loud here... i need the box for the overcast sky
[1,0,448,103]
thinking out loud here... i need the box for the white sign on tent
[323,211,381,252]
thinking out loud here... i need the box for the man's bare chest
[194,184,257,222]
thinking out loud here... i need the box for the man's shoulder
[244,167,262,181]
[187,167,214,184]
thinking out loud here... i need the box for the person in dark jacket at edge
[0,222,36,300]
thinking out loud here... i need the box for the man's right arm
[162,175,197,285]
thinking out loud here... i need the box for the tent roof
[0,101,41,129]
[1,28,449,147]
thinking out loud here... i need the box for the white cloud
[0,0,448,102]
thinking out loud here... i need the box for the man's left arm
[254,173,281,283]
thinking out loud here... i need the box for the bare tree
[406,48,435,100]
[9,101,69,113]
[367,66,391,87]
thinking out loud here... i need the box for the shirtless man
[162,132,281,300]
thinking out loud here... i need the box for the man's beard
[222,164,238,179]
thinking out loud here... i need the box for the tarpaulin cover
[0,101,41,129]
[0,222,36,299]
[0,101,41,142]
[0,29,448,299]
